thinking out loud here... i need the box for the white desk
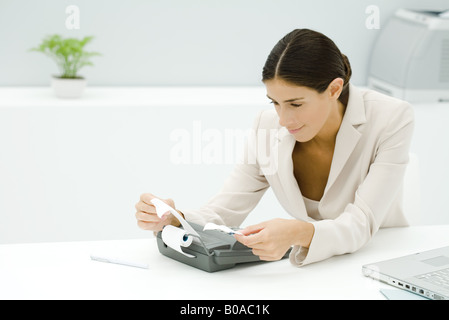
[1,225,448,300]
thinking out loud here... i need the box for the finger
[163,198,175,208]
[140,193,157,206]
[135,201,157,214]
[252,248,268,257]
[139,194,175,217]
[137,220,162,231]
[251,248,281,261]
[234,231,265,248]
[135,211,162,223]
[258,255,278,261]
[250,248,276,261]
[239,223,265,236]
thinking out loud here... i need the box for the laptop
[363,246,449,300]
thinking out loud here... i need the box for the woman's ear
[327,78,344,100]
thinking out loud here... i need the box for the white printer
[368,9,449,102]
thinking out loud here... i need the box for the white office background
[0,0,448,244]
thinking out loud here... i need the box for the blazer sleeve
[181,110,270,227]
[290,102,415,266]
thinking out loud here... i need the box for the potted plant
[30,34,101,98]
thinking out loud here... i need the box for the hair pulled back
[262,29,352,105]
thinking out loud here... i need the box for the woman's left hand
[234,218,314,261]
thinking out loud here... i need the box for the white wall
[0,0,448,86]
[410,104,449,225]
[1,1,449,244]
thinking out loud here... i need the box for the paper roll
[161,225,195,258]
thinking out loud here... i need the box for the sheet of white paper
[90,240,152,269]
[90,254,149,269]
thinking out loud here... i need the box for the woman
[135,29,414,266]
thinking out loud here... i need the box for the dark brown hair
[262,29,352,105]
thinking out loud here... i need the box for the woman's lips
[288,126,304,134]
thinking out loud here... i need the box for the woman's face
[264,78,343,143]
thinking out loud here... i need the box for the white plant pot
[51,76,87,99]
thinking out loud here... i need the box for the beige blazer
[183,84,415,267]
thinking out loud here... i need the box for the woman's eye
[269,101,301,107]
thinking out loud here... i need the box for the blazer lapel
[323,84,367,196]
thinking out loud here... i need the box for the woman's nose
[278,107,296,128]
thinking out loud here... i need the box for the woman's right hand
[135,193,181,232]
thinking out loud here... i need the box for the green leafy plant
[30,34,101,79]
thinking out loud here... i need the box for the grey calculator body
[156,222,261,272]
